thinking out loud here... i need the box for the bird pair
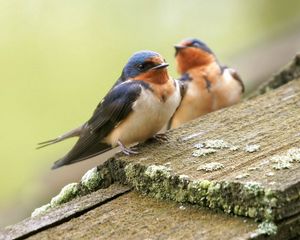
[38,38,244,169]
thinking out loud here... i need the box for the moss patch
[81,167,103,192]
[31,203,51,218]
[271,147,300,170]
[244,144,260,153]
[50,183,80,207]
[197,162,224,172]
[124,163,280,221]
[257,221,278,236]
[271,155,292,170]
[31,164,114,217]
[202,139,231,149]
[287,148,300,162]
[193,139,261,156]
[192,148,217,157]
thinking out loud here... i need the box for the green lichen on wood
[144,165,172,179]
[31,203,51,218]
[271,147,300,170]
[251,221,278,238]
[192,139,237,157]
[192,148,217,157]
[31,147,300,220]
[124,163,280,221]
[202,139,231,149]
[271,155,291,170]
[32,183,82,217]
[197,162,224,172]
[31,164,114,217]
[193,139,259,156]
[244,144,260,153]
[81,167,103,192]
[50,183,80,207]
[287,148,300,162]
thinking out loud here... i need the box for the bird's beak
[150,62,169,70]
[174,45,187,56]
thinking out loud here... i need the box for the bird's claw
[122,148,139,155]
[117,140,139,155]
[152,133,169,142]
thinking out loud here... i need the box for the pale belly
[212,69,242,110]
[104,87,180,146]
[171,81,212,128]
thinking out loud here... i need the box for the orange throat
[134,69,170,85]
[176,48,215,74]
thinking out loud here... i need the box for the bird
[38,50,183,169]
[169,38,244,129]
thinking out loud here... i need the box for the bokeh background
[1,0,300,227]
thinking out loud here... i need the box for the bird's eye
[137,63,145,70]
[137,61,153,71]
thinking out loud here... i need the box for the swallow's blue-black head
[122,50,169,79]
[175,38,213,56]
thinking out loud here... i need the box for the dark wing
[177,73,189,99]
[167,79,187,130]
[52,81,143,169]
[178,78,188,99]
[230,68,244,93]
[178,72,192,82]
[222,66,245,93]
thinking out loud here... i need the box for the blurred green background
[1,0,300,227]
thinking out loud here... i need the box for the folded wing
[52,81,143,169]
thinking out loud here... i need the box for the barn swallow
[169,38,244,128]
[38,50,182,169]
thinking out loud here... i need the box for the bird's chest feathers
[106,85,179,146]
[149,80,175,102]
[133,86,176,122]
[189,64,220,86]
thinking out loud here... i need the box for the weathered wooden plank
[89,78,300,223]
[4,192,299,240]
[26,192,260,240]
[0,184,130,240]
[97,78,300,222]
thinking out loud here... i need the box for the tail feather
[37,138,64,149]
[51,143,111,169]
[37,125,83,149]
[51,133,111,169]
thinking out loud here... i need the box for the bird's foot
[117,140,139,155]
[151,133,169,143]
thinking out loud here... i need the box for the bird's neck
[148,76,176,102]
[176,50,216,74]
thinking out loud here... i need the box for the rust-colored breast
[149,77,176,102]
[176,48,215,74]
